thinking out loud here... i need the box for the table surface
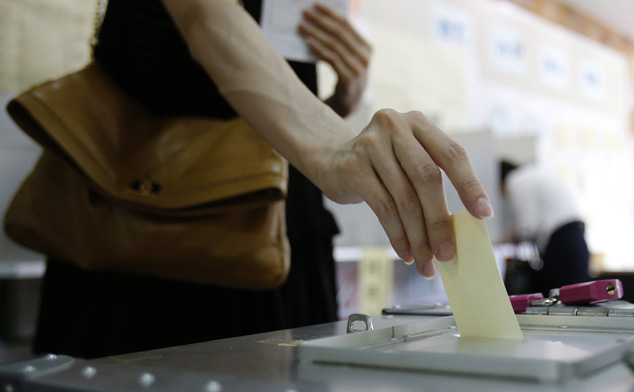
[2,314,634,392]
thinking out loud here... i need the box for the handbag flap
[6,64,287,213]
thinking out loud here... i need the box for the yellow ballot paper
[437,210,523,339]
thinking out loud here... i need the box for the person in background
[500,160,590,295]
[31,0,493,359]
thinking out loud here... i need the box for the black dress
[33,0,339,359]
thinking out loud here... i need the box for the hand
[318,109,493,279]
[299,4,371,117]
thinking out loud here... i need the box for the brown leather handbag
[4,63,290,289]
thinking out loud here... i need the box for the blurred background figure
[500,160,590,296]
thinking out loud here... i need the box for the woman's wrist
[299,119,358,203]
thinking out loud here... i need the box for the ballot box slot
[298,315,634,382]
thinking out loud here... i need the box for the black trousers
[534,221,590,296]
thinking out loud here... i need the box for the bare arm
[163,0,342,182]
[298,3,371,117]
[162,0,493,278]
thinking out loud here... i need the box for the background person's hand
[299,3,371,117]
[316,109,494,279]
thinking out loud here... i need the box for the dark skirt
[33,229,337,359]
[34,166,339,359]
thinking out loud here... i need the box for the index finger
[409,112,493,220]
[305,4,371,58]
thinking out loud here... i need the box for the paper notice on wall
[578,58,606,102]
[489,23,527,77]
[437,210,523,339]
[261,0,348,63]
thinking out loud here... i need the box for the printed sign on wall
[431,1,474,50]
[578,58,606,102]
[539,44,571,91]
[489,23,527,77]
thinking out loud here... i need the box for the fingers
[357,172,413,264]
[336,110,490,279]
[407,111,493,220]
[330,141,413,263]
[350,155,436,279]
[298,5,370,81]
[366,135,441,278]
[311,3,371,54]
[391,131,455,263]
[371,111,455,264]
[297,4,371,117]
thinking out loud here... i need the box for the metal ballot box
[2,314,634,392]
[300,314,634,382]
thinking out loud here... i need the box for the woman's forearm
[162,0,495,279]
[163,0,355,188]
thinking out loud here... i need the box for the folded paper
[437,210,523,339]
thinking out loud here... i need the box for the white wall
[0,0,97,263]
[0,94,42,262]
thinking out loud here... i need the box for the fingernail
[401,250,414,265]
[421,259,436,280]
[436,240,455,262]
[476,197,494,219]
